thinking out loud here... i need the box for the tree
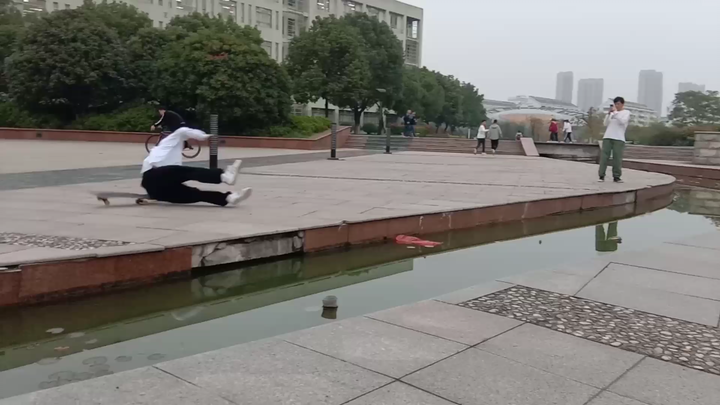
[393,66,444,123]
[168,12,262,44]
[0,0,26,93]
[126,27,178,100]
[333,13,404,133]
[78,1,152,43]
[285,16,370,119]
[152,28,292,134]
[578,107,605,141]
[433,73,462,133]
[668,90,720,127]
[5,9,131,119]
[458,82,485,130]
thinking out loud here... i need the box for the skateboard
[94,192,156,206]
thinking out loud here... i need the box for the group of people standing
[548,118,573,143]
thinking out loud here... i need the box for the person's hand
[150,125,156,131]
[609,106,616,114]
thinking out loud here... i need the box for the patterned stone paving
[0,232,131,251]
[460,286,720,375]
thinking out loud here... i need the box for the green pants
[598,139,625,179]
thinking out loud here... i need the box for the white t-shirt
[603,110,631,142]
[142,127,210,173]
[477,124,489,139]
[563,122,572,133]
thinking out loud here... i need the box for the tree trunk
[324,99,329,119]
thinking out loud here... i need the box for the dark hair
[157,105,167,111]
[493,119,498,124]
[481,119,487,123]
[613,97,625,104]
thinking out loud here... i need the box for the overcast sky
[402,0,719,114]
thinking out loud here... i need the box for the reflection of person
[595,222,621,252]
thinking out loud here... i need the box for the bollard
[328,123,339,160]
[385,125,391,154]
[209,114,219,169]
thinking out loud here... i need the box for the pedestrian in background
[487,119,503,154]
[563,120,573,143]
[410,111,417,137]
[474,119,489,155]
[598,97,631,183]
[548,119,559,142]
[403,110,413,137]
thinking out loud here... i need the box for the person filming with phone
[598,97,631,183]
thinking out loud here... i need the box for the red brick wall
[0,126,352,150]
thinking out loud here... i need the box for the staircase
[344,135,525,156]
[624,145,694,162]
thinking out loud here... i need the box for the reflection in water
[595,222,621,252]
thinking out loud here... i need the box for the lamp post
[376,88,389,154]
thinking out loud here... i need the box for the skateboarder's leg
[151,160,242,186]
[162,184,231,206]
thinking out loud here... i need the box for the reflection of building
[638,69,663,117]
[577,78,604,112]
[555,72,574,104]
[597,99,658,127]
[13,0,423,124]
[678,82,705,93]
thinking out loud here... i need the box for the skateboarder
[141,126,251,206]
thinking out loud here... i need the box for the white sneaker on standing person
[598,97,630,183]
[488,119,503,154]
[475,119,489,155]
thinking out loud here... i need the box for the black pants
[491,139,499,150]
[564,132,573,142]
[476,138,486,152]
[550,132,559,142]
[142,166,229,206]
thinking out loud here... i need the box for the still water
[0,187,718,399]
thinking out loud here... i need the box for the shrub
[71,104,158,132]
[416,126,430,137]
[291,116,332,136]
[361,123,378,134]
[390,124,404,135]
[0,101,63,128]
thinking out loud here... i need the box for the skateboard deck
[94,192,156,206]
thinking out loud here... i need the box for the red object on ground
[395,235,443,248]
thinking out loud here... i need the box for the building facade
[555,71,573,104]
[508,95,582,118]
[597,99,657,127]
[482,99,518,115]
[678,82,706,94]
[638,69,663,117]
[577,78,604,113]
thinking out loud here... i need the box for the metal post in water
[209,114,219,169]
[328,123,339,160]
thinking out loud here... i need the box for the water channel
[0,187,719,399]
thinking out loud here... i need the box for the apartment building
[555,72,573,104]
[14,0,423,66]
[638,69,663,117]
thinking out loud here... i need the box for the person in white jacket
[562,120,573,143]
[598,97,631,183]
[142,127,251,206]
[474,119,489,155]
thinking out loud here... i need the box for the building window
[150,0,153,4]
[256,6,271,27]
[407,19,419,39]
[159,21,164,28]
[52,1,58,10]
[261,41,272,56]
[168,0,172,8]
[159,0,163,5]
[405,39,419,65]
[317,0,329,12]
[275,42,280,61]
[219,0,237,18]
[276,11,279,30]
[286,17,296,37]
[390,13,401,29]
[64,3,70,8]
[343,0,361,13]
[367,5,384,20]
[240,3,244,23]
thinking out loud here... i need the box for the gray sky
[403,0,720,114]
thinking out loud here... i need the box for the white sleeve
[615,111,630,126]
[604,113,613,126]
[180,128,211,141]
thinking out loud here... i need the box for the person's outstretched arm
[180,128,211,141]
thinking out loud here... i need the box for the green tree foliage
[285,15,370,118]
[5,9,131,119]
[458,82,485,129]
[393,66,444,122]
[168,12,261,44]
[332,13,404,132]
[668,90,720,127]
[153,27,291,133]
[433,73,462,132]
[0,0,26,93]
[78,1,152,43]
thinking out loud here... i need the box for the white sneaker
[221,160,242,185]
[226,188,252,206]
[481,152,486,155]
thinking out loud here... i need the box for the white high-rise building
[577,78,604,113]
[555,72,573,104]
[678,82,706,93]
[638,70,664,117]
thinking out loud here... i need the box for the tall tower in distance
[638,70,664,117]
[577,79,604,112]
[555,72,574,103]
[678,82,706,93]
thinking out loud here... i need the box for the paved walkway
[0,152,672,269]
[3,231,720,404]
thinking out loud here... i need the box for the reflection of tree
[530,117,545,141]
